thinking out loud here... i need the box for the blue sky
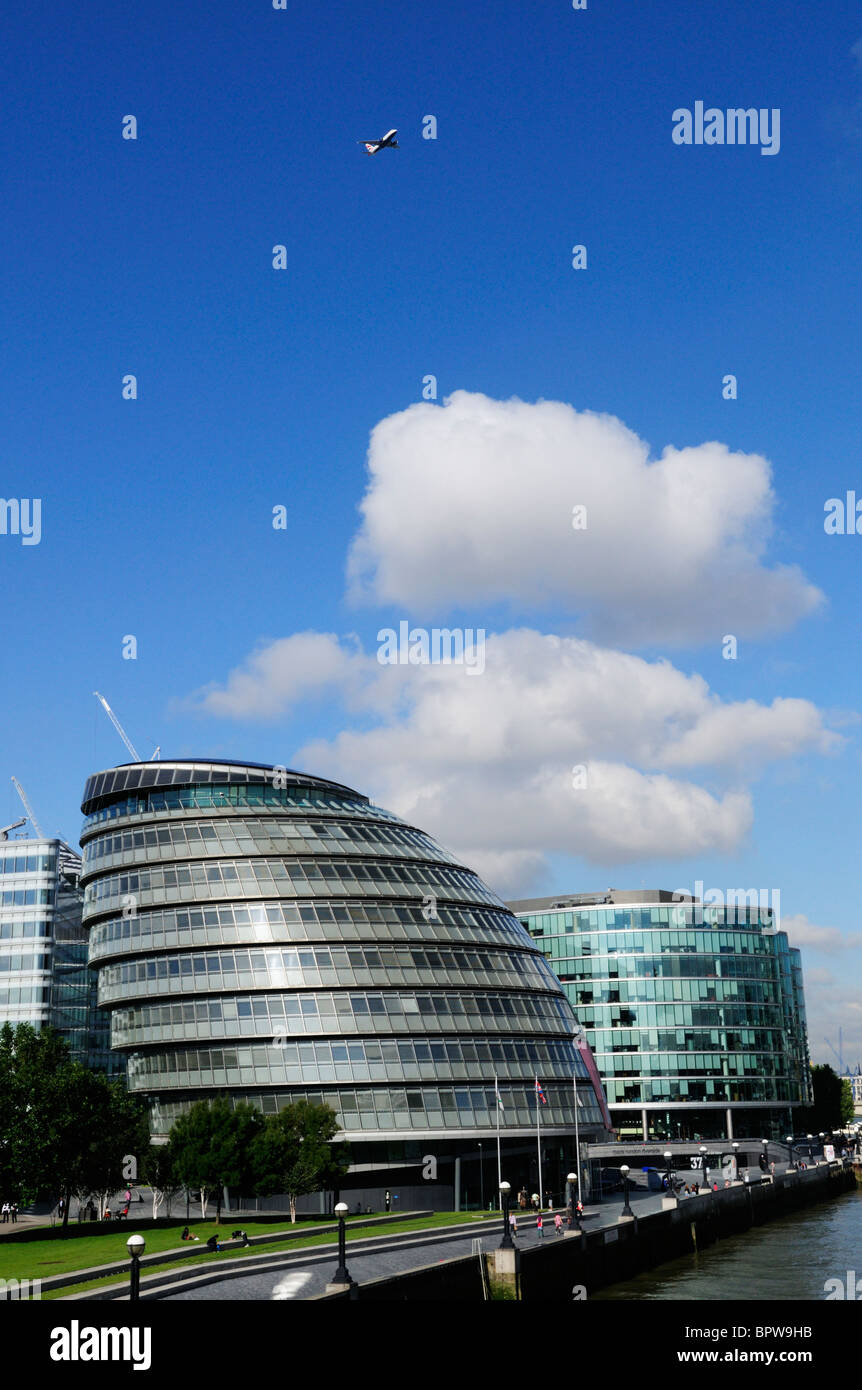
[2,0,862,1066]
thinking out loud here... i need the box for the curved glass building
[511,890,812,1142]
[80,761,611,1206]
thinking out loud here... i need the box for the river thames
[593,1187,861,1300]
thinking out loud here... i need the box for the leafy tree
[169,1096,264,1223]
[840,1078,855,1127]
[52,1066,149,1227]
[803,1064,847,1132]
[251,1100,350,1223]
[142,1142,182,1219]
[0,1022,148,1225]
[0,1022,74,1203]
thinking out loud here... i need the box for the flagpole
[573,1067,582,1209]
[536,1075,543,1211]
[495,1074,502,1202]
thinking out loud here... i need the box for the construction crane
[0,818,26,841]
[93,691,140,761]
[824,1031,850,1075]
[92,692,160,762]
[11,777,45,838]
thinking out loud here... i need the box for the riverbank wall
[325,1161,856,1301]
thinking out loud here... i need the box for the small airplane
[358,128,398,156]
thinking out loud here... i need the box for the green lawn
[3,1210,501,1293]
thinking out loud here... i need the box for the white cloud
[781,913,862,954]
[799,970,862,1072]
[346,391,823,646]
[186,632,376,720]
[191,627,836,890]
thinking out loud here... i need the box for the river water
[593,1187,862,1300]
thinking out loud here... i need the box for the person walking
[1,1202,8,1224]
[10,1203,17,1223]
[536,1213,544,1239]
[554,1213,563,1236]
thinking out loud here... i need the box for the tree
[0,1022,149,1225]
[51,1067,150,1227]
[840,1078,855,1127]
[169,1097,264,1223]
[803,1064,847,1132]
[0,1022,74,1204]
[251,1100,350,1223]
[143,1143,182,1220]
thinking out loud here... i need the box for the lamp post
[786,1135,795,1171]
[699,1144,709,1187]
[819,1131,826,1163]
[478,1141,484,1212]
[330,1202,356,1291]
[126,1233,145,1303]
[620,1164,633,1218]
[663,1149,673,1195]
[732,1141,739,1180]
[566,1171,581,1230]
[499,1181,513,1248]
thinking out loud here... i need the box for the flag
[535,1079,547,1105]
[494,1077,504,1111]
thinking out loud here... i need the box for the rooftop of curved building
[81,759,366,816]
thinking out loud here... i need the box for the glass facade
[512,892,812,1141]
[80,762,612,1156]
[0,837,114,1071]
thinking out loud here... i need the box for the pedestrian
[58,1197,65,1219]
[510,1213,518,1238]
[554,1213,563,1236]
[1,1202,8,1224]
[10,1203,17,1223]
[537,1213,543,1239]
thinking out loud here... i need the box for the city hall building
[510,889,812,1143]
[80,760,613,1208]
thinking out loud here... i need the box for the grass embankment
[3,1210,499,1299]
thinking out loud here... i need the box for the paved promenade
[163,1184,684,1302]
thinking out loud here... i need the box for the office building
[0,834,112,1069]
[510,889,812,1142]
